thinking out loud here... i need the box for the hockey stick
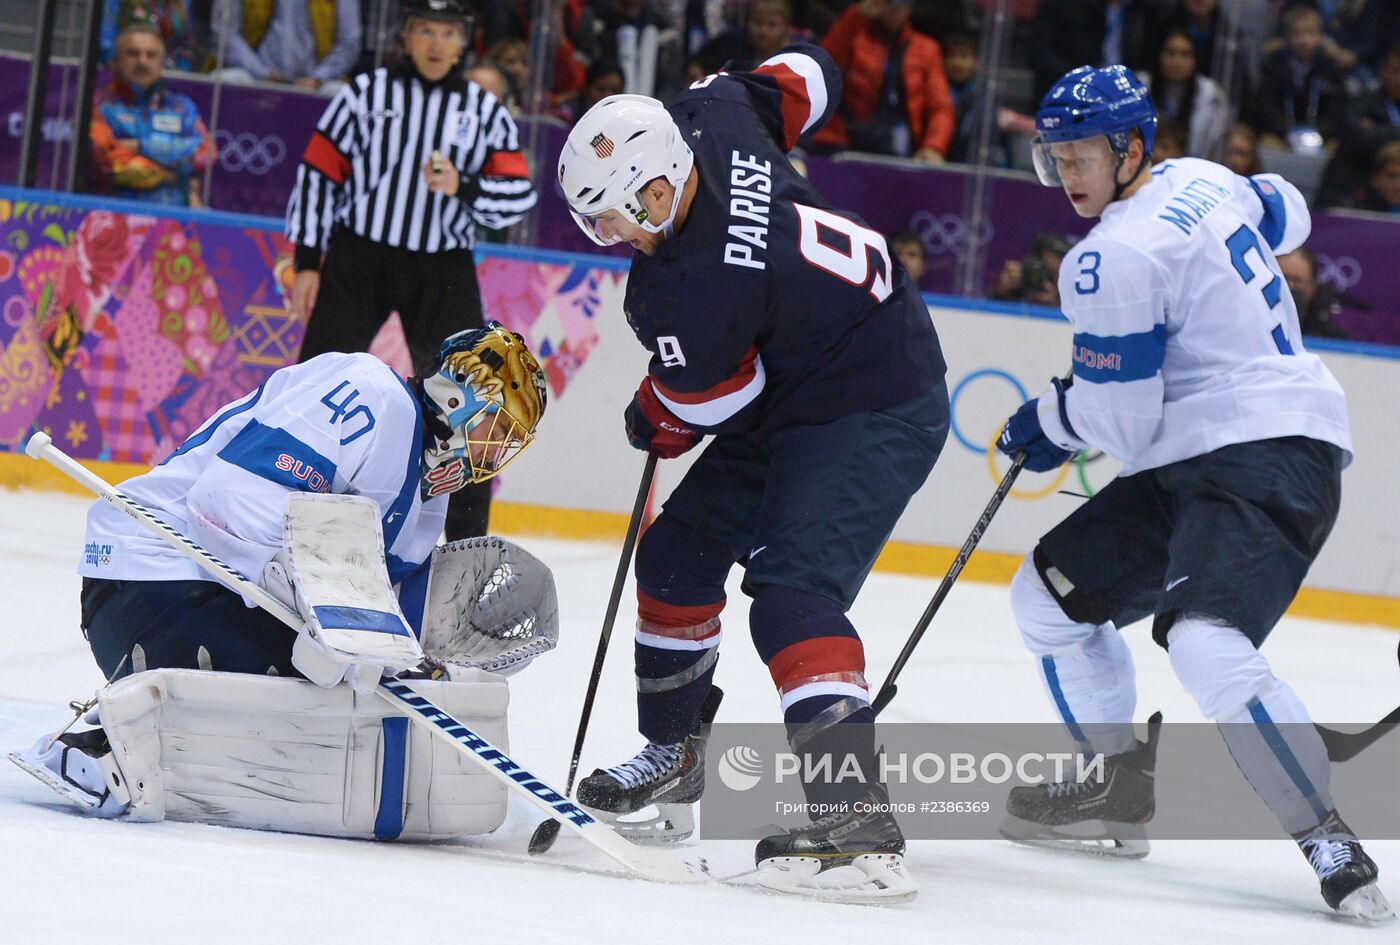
[24,432,696,885]
[872,453,1026,716]
[529,451,659,856]
[1313,637,1400,763]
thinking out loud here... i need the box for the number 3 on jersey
[794,204,893,303]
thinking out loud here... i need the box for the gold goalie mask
[419,322,547,498]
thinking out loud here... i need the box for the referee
[285,0,536,540]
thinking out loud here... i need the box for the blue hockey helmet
[1032,65,1157,186]
[419,322,547,498]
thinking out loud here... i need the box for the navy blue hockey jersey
[623,45,947,438]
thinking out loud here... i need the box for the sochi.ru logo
[717,745,764,792]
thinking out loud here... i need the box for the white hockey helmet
[557,94,695,246]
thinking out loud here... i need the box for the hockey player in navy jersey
[557,45,948,901]
[994,65,1390,921]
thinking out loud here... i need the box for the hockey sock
[633,514,732,745]
[1168,616,1335,835]
[1010,558,1137,756]
[753,584,875,808]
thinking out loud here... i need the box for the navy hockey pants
[630,382,949,780]
[82,578,302,679]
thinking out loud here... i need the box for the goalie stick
[24,432,697,885]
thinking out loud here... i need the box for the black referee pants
[298,227,490,539]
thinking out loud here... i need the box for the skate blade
[754,853,917,905]
[7,749,101,810]
[1335,884,1395,923]
[591,803,696,845]
[999,814,1150,859]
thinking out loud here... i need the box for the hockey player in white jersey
[11,324,559,840]
[994,65,1390,922]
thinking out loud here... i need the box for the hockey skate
[1294,812,1394,922]
[753,782,916,904]
[8,728,128,818]
[999,712,1161,859]
[575,687,721,844]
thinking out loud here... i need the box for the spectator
[1313,0,1396,76]
[556,58,625,124]
[1027,0,1171,101]
[1151,117,1188,161]
[211,0,362,92]
[466,60,512,105]
[573,0,678,98]
[100,0,199,71]
[943,31,1026,166]
[488,37,530,102]
[1167,0,1271,97]
[698,0,794,73]
[1254,4,1347,152]
[89,20,215,207]
[1355,139,1400,213]
[1277,247,1352,339]
[1317,41,1400,209]
[1137,28,1231,159]
[1222,121,1264,175]
[475,1,591,110]
[814,0,955,164]
[683,50,724,86]
[889,229,927,289]
[988,232,1071,307]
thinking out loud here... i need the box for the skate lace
[1304,839,1356,881]
[604,742,685,790]
[1046,777,1094,799]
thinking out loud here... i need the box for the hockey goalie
[10,324,559,842]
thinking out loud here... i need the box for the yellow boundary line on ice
[5,452,1396,630]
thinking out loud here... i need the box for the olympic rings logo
[909,210,993,258]
[1314,253,1361,292]
[950,368,1110,500]
[214,131,287,175]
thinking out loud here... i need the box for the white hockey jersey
[1039,157,1353,476]
[79,353,446,587]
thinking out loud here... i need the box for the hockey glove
[625,377,700,459]
[997,376,1080,473]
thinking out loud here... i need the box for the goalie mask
[419,322,546,498]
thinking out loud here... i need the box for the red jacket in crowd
[814,6,955,157]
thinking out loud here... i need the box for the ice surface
[1,489,1395,943]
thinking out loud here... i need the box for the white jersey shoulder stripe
[755,52,829,135]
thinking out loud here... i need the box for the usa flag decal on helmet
[590,133,614,158]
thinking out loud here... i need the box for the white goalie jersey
[1040,157,1353,477]
[78,352,446,587]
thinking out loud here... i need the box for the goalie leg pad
[96,668,510,840]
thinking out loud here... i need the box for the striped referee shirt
[286,63,536,268]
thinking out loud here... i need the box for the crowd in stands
[91,1,1399,205]
[81,0,1398,332]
